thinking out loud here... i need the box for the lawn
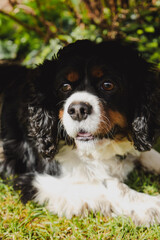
[0,167,160,240]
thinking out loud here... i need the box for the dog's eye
[61,83,72,92]
[101,82,114,91]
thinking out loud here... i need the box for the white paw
[46,195,90,218]
[42,184,112,218]
[128,198,160,226]
[33,174,112,218]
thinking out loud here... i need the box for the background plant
[0,0,160,67]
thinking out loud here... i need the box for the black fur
[0,40,160,181]
[0,62,59,177]
[14,173,38,204]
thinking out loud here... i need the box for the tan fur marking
[108,110,127,128]
[67,71,79,82]
[96,103,112,135]
[91,67,104,78]
[96,105,127,136]
[59,109,64,120]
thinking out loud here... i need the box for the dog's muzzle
[62,91,101,140]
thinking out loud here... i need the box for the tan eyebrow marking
[91,66,104,78]
[66,71,79,82]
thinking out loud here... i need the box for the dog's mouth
[76,130,94,141]
[75,128,117,142]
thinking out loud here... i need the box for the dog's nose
[67,102,92,121]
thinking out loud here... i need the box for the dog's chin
[73,131,110,152]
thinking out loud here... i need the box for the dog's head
[37,40,160,153]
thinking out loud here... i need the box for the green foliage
[121,6,160,67]
[0,0,159,66]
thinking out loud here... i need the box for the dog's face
[56,50,128,146]
[37,40,159,152]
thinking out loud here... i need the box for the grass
[0,168,160,240]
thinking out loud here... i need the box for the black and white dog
[1,40,160,226]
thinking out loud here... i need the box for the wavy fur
[1,40,160,226]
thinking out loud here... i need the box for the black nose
[68,102,92,121]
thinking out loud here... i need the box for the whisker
[99,115,116,139]
[100,113,111,123]
[100,114,112,129]
[56,100,65,107]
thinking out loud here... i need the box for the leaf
[0,40,18,59]
[144,26,155,33]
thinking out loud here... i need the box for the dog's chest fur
[55,139,140,182]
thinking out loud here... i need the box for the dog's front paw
[46,195,90,218]
[46,189,112,219]
[128,198,160,226]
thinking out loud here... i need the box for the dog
[1,40,160,226]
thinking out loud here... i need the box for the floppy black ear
[0,63,28,93]
[105,41,160,152]
[131,69,160,152]
[27,59,59,162]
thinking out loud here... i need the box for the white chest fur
[55,139,140,182]
[33,139,160,225]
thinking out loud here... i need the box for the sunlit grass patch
[0,168,160,240]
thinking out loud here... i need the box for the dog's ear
[27,59,59,161]
[32,59,58,99]
[0,63,28,93]
[102,42,160,152]
[131,67,160,152]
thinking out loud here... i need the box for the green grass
[0,168,160,240]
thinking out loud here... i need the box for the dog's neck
[75,138,138,161]
[56,138,140,182]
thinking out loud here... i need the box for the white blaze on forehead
[62,91,101,138]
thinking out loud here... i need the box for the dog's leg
[0,103,37,177]
[15,173,112,219]
[139,149,160,174]
[16,173,160,225]
[0,139,36,177]
[105,178,160,226]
